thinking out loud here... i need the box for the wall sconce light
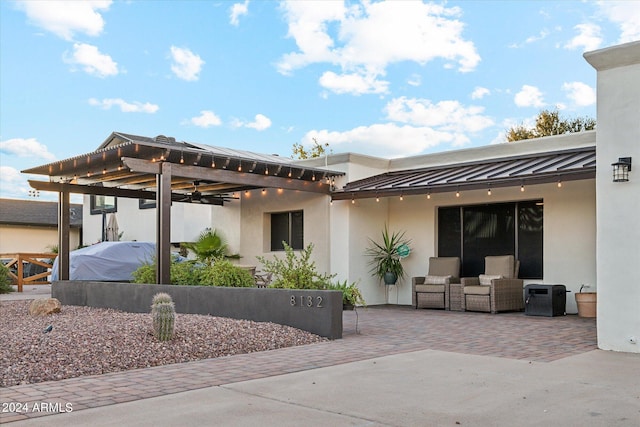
[612,157,632,182]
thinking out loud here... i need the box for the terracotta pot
[575,292,597,318]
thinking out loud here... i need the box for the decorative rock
[29,298,62,315]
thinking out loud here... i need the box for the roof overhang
[331,146,596,201]
[23,132,345,203]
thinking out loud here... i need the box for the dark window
[271,210,303,251]
[90,195,117,215]
[139,199,156,209]
[437,201,543,279]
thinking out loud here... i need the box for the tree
[292,138,330,159]
[506,109,595,142]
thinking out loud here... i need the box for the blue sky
[1,0,639,201]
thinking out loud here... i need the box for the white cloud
[169,46,204,81]
[63,43,118,77]
[303,123,457,158]
[514,85,545,108]
[277,0,479,95]
[187,110,222,128]
[564,23,602,51]
[88,98,159,113]
[385,97,494,134]
[15,0,111,41]
[230,1,249,26]
[318,71,388,95]
[471,87,490,100]
[510,29,551,48]
[598,1,640,44]
[407,74,422,87]
[562,82,596,107]
[232,114,272,131]
[0,137,56,161]
[0,166,29,199]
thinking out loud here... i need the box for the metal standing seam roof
[332,146,596,200]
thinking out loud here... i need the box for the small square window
[90,195,117,215]
[270,210,303,251]
[139,199,156,209]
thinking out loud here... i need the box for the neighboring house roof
[0,199,82,228]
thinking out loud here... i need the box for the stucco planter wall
[52,281,343,339]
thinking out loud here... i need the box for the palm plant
[365,225,411,285]
[182,229,239,265]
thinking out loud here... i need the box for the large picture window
[90,195,117,215]
[271,210,303,251]
[438,200,543,279]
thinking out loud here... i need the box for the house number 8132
[290,295,323,308]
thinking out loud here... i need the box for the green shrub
[132,261,155,284]
[0,263,14,294]
[199,259,254,287]
[256,242,335,289]
[170,261,199,285]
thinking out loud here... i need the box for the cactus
[151,293,175,341]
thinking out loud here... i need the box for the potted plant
[328,280,366,310]
[365,225,411,285]
[575,284,597,318]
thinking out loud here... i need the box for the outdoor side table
[449,283,464,311]
[524,284,567,317]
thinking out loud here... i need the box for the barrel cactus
[151,293,175,341]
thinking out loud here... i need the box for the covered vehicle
[51,241,155,281]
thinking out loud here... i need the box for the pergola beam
[122,158,331,194]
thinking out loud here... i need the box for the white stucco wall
[585,41,640,353]
[81,196,233,248]
[238,189,332,276]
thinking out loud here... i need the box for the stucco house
[0,198,82,253]
[23,41,639,353]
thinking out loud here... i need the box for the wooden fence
[0,253,56,292]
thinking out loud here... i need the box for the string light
[427,192,431,199]
[400,194,404,201]
[521,184,525,192]
[557,180,562,188]
[487,188,492,196]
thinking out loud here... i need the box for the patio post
[156,162,172,284]
[57,186,70,280]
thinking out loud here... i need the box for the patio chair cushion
[463,285,491,295]
[415,284,446,293]
[428,257,460,280]
[485,255,516,278]
[479,274,503,285]
[424,275,451,285]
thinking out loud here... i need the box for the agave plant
[365,225,411,285]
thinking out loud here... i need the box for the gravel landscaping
[0,300,327,387]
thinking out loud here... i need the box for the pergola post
[57,187,70,280]
[156,162,172,284]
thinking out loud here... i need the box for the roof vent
[155,135,169,143]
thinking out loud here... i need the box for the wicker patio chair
[461,255,524,313]
[412,257,460,310]
[254,272,273,288]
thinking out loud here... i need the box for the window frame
[90,195,117,215]
[270,210,304,251]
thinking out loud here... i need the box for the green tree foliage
[256,242,336,289]
[506,109,596,142]
[291,138,331,160]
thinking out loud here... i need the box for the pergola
[23,132,345,284]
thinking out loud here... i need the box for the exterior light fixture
[456,189,460,198]
[612,157,632,182]
[400,194,404,201]
[262,188,266,194]
[487,188,492,196]
[376,195,380,202]
[557,180,562,188]
[211,158,215,168]
[351,197,355,204]
[180,152,184,164]
[520,184,525,192]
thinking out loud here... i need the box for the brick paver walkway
[0,306,597,423]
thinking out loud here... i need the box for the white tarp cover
[52,241,155,281]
